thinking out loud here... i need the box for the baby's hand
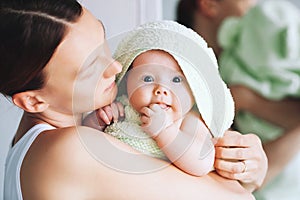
[97,101,125,125]
[83,101,124,131]
[140,104,171,138]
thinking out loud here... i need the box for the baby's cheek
[129,87,152,112]
[172,88,194,115]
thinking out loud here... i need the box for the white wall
[0,97,23,198]
[162,0,180,20]
[81,0,162,52]
[288,0,300,8]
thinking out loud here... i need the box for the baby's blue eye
[172,76,182,83]
[143,75,154,82]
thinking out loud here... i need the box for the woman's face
[127,50,195,121]
[217,0,258,19]
[40,8,122,114]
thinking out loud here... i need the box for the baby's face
[126,50,194,121]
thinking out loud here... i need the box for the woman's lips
[105,81,116,92]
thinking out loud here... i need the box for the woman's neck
[193,13,222,58]
[14,111,83,144]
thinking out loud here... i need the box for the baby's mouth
[158,103,171,110]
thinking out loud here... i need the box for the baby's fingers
[140,115,151,125]
[149,104,163,112]
[116,102,125,118]
[110,102,124,122]
[97,107,112,125]
[140,106,154,117]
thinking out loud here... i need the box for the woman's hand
[214,130,268,192]
[83,101,124,131]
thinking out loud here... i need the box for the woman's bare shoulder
[20,126,123,199]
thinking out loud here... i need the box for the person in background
[177,0,300,199]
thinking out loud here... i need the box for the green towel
[218,0,300,141]
[218,0,300,101]
[218,1,300,199]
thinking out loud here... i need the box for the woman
[1,0,265,199]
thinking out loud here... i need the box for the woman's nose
[103,60,122,78]
[154,85,169,96]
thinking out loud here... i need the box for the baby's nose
[154,85,169,96]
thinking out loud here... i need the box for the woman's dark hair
[176,0,197,29]
[0,0,83,96]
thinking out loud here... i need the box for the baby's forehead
[131,50,183,73]
[128,65,185,79]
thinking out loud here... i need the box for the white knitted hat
[114,20,234,138]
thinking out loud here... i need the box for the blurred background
[1,0,300,198]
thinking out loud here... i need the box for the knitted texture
[104,95,167,160]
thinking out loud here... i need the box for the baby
[84,21,234,176]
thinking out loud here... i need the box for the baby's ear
[12,91,49,113]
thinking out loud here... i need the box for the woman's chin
[98,85,118,107]
[111,85,118,101]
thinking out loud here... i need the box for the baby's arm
[83,101,124,131]
[141,105,215,176]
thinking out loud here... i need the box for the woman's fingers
[214,159,258,174]
[214,130,268,191]
[215,146,255,160]
[215,131,260,147]
[215,169,255,183]
[215,159,259,184]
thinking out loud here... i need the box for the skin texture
[11,7,255,199]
